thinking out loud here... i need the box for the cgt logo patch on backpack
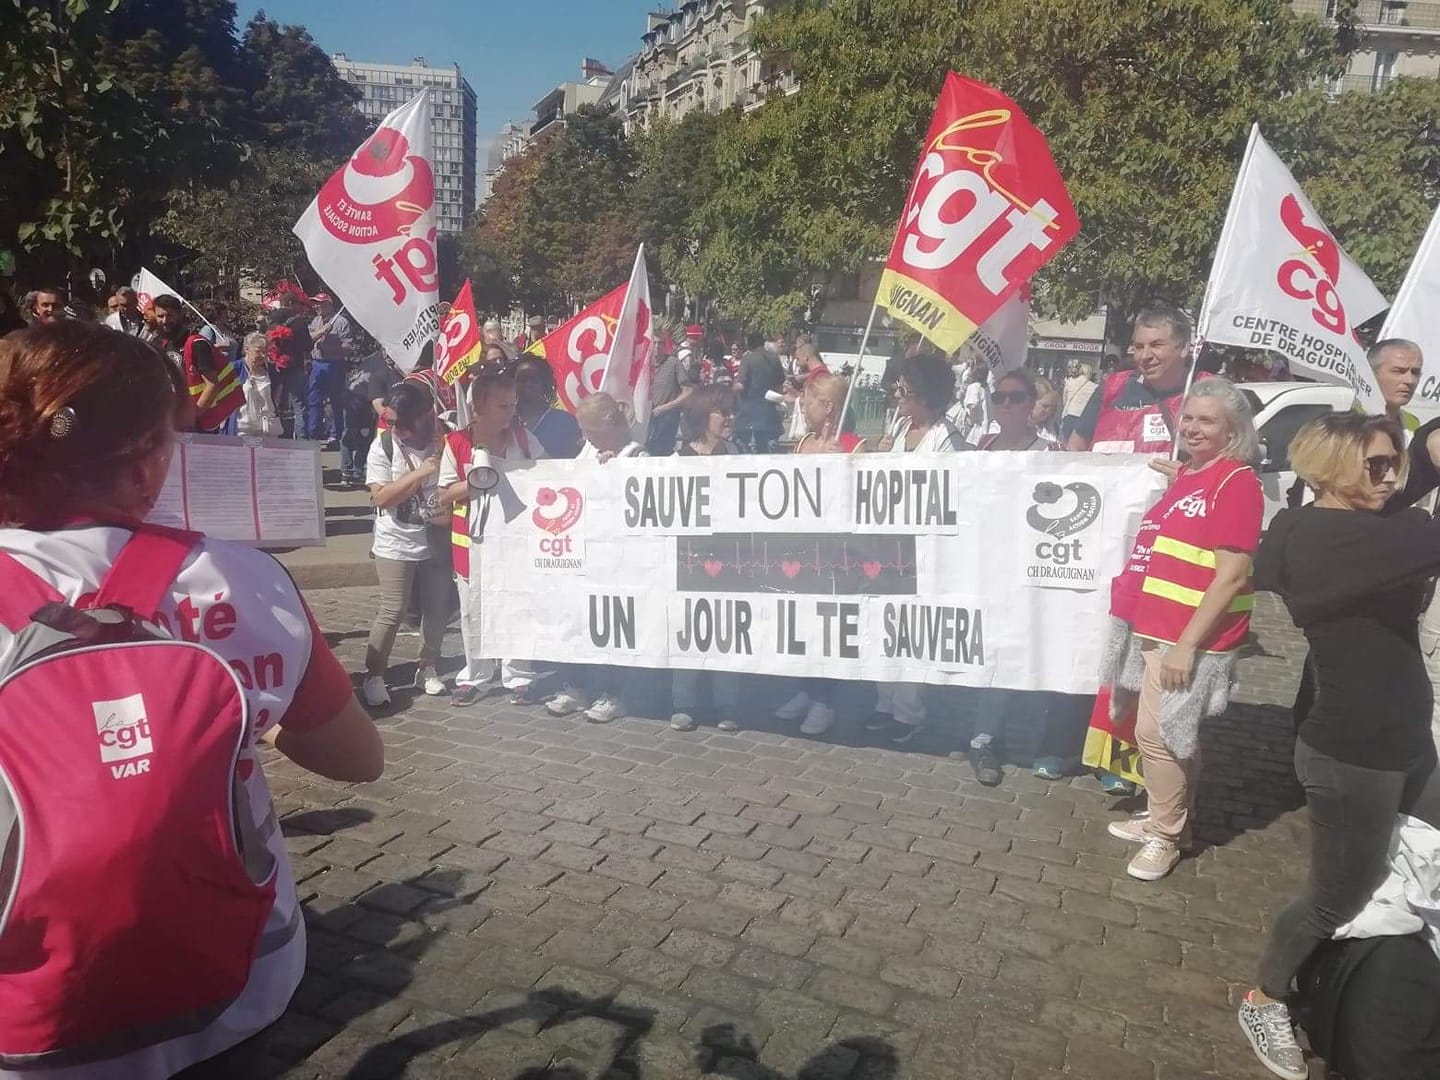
[93,692,154,777]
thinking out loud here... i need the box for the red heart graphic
[861,561,883,579]
[533,486,583,535]
[780,560,802,579]
[702,559,724,578]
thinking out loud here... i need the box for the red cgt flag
[436,279,483,385]
[527,282,628,412]
[878,73,1079,354]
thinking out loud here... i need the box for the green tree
[471,139,547,312]
[520,105,637,314]
[688,0,1350,325]
[238,12,368,155]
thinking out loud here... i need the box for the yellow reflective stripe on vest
[451,531,471,548]
[1141,575,1254,612]
[190,363,242,399]
[1151,535,1215,568]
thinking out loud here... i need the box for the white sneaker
[799,701,836,736]
[585,697,626,724]
[1107,817,1152,843]
[1127,837,1181,881]
[413,667,445,696]
[547,691,591,717]
[775,692,811,720]
[362,675,390,707]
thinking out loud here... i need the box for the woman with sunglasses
[962,369,1066,783]
[1239,412,1440,1080]
[867,352,968,744]
[514,356,582,459]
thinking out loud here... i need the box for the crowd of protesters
[2,285,1439,1079]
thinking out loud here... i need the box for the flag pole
[1171,123,1260,460]
[839,298,882,432]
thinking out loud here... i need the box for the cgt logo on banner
[527,283,627,411]
[1198,125,1388,414]
[293,90,439,373]
[1024,480,1103,587]
[876,74,1079,355]
[531,485,586,571]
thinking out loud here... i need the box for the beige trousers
[1133,646,1200,843]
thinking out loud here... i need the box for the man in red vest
[1067,305,1192,455]
[153,294,243,433]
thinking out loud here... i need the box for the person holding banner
[362,382,451,708]
[1068,305,1191,455]
[514,356,581,459]
[547,393,647,724]
[1240,412,1440,1080]
[865,352,968,744]
[774,374,867,738]
[437,365,542,706]
[1097,378,1263,881]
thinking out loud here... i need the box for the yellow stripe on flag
[875,267,979,354]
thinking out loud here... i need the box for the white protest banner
[956,290,1030,376]
[1380,202,1440,404]
[146,433,325,547]
[475,453,1160,692]
[599,245,656,439]
[132,266,218,335]
[293,90,439,373]
[1198,125,1387,412]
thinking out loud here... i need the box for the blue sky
[236,0,663,153]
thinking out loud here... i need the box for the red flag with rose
[436,280,483,385]
[877,73,1079,354]
[525,283,628,412]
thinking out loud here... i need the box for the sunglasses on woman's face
[1365,454,1400,484]
[990,390,1032,406]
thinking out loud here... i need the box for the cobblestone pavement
[214,588,1317,1080]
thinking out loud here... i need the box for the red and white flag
[1198,125,1388,413]
[526,283,628,412]
[293,90,439,373]
[131,267,187,314]
[957,289,1031,377]
[878,73,1078,355]
[1379,202,1440,404]
[599,245,655,439]
[435,280,483,385]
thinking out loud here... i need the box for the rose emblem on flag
[316,127,434,245]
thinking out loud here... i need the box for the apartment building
[619,0,798,132]
[330,54,478,234]
[1293,0,1440,91]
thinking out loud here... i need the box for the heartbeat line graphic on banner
[676,534,919,596]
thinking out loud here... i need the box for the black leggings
[1258,738,1440,998]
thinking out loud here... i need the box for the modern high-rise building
[330,54,478,235]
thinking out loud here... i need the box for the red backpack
[0,526,277,1069]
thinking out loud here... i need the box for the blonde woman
[1099,378,1264,881]
[1239,412,1440,1080]
[775,374,865,736]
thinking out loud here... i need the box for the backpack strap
[90,525,202,621]
[0,552,65,631]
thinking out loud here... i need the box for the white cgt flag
[1198,125,1388,413]
[1379,202,1440,404]
[599,245,656,441]
[293,90,439,373]
[957,290,1030,377]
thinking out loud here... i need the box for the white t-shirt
[366,434,442,562]
[237,371,280,436]
[576,441,647,461]
[889,417,969,453]
[0,526,352,1080]
[438,426,547,550]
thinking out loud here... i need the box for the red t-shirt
[1111,460,1263,651]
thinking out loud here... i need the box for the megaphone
[466,450,527,529]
